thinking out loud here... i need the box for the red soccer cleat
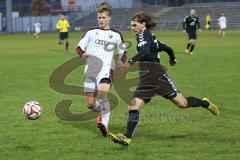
[97,114,108,137]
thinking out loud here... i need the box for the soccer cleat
[109,133,131,146]
[97,114,108,137]
[185,49,191,55]
[203,98,220,116]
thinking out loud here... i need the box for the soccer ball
[23,100,43,120]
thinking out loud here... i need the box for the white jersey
[218,16,227,29]
[78,28,125,75]
[34,23,41,33]
[77,28,126,92]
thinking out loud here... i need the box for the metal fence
[12,16,59,33]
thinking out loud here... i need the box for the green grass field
[0,30,240,160]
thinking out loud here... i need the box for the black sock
[190,45,195,52]
[186,96,209,108]
[187,43,191,49]
[124,110,139,139]
[66,42,69,51]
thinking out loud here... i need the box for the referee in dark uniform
[109,12,219,146]
[183,9,201,55]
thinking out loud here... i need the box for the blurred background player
[56,14,70,52]
[218,11,227,37]
[205,13,211,30]
[109,12,219,146]
[76,3,127,137]
[183,9,201,55]
[33,21,41,38]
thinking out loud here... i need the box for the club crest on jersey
[108,34,113,39]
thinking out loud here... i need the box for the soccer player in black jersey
[109,12,219,146]
[183,9,201,55]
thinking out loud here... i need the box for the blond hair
[96,2,112,16]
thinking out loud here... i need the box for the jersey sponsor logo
[138,41,147,47]
[104,42,117,52]
[95,39,110,46]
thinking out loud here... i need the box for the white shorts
[220,24,226,30]
[83,69,113,93]
[35,29,41,33]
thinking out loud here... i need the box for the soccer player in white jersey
[76,3,127,137]
[33,22,41,39]
[218,11,227,37]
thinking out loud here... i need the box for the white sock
[100,99,110,128]
[91,100,101,112]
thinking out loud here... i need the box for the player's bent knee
[128,98,144,110]
[98,91,108,99]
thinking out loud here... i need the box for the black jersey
[128,30,175,65]
[127,30,178,103]
[135,30,159,62]
[183,15,201,33]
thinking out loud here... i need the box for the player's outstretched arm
[157,41,177,66]
[118,52,130,74]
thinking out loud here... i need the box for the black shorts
[187,32,197,40]
[99,78,112,85]
[133,73,179,104]
[59,32,69,40]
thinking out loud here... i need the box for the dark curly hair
[131,11,157,30]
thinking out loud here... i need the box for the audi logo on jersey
[93,39,132,52]
[95,39,110,46]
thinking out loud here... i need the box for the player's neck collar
[98,26,111,30]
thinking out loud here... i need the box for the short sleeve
[116,33,126,55]
[77,31,91,50]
